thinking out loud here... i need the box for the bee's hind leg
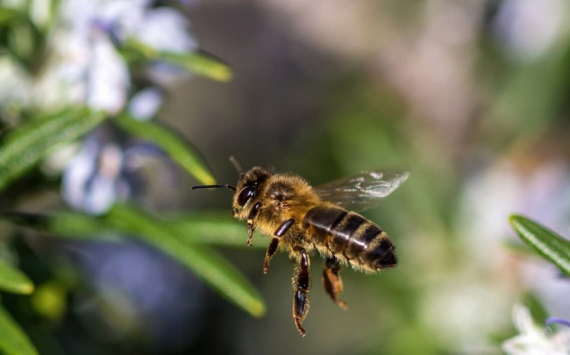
[263,218,295,274]
[292,246,310,337]
[322,256,348,310]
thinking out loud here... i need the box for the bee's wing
[314,171,409,211]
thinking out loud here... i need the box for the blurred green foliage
[0,1,252,353]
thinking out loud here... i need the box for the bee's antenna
[191,184,237,191]
[229,156,243,174]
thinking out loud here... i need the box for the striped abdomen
[303,205,397,271]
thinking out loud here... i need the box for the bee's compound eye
[237,186,256,206]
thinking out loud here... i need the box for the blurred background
[2,0,570,354]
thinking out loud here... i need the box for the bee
[192,161,408,337]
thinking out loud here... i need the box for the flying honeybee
[192,160,408,337]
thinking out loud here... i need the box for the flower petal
[0,57,32,106]
[503,304,570,354]
[547,317,570,328]
[133,8,196,52]
[86,36,129,113]
[128,88,163,120]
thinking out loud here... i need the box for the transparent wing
[314,171,409,211]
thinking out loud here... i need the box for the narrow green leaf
[0,108,107,192]
[1,208,266,316]
[1,211,256,247]
[0,259,34,295]
[0,212,122,242]
[0,305,39,355]
[168,212,266,249]
[106,205,266,317]
[122,39,233,82]
[160,50,233,82]
[509,215,570,277]
[115,114,216,185]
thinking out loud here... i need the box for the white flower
[86,35,130,113]
[502,304,570,355]
[0,56,32,107]
[34,0,195,113]
[30,0,53,29]
[132,7,196,52]
[34,29,129,113]
[3,0,197,113]
[494,0,568,61]
[2,0,26,10]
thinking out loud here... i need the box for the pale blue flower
[62,126,144,214]
[502,304,570,355]
[128,87,163,120]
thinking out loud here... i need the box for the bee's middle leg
[263,218,295,274]
[292,246,310,337]
[322,256,348,310]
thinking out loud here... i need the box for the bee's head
[232,167,270,218]
[191,158,271,219]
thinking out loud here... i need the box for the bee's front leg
[292,246,310,337]
[263,218,295,274]
[246,202,261,246]
[322,256,348,310]
[246,224,255,246]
